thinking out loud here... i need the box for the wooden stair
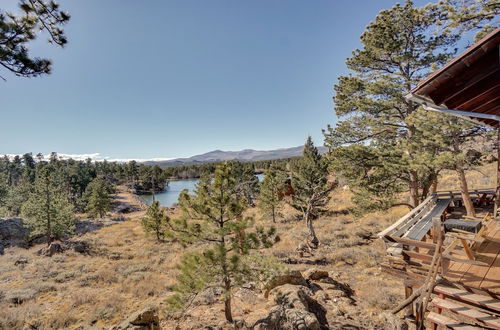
[427,285,500,329]
[434,285,500,313]
[431,297,500,329]
[427,312,480,329]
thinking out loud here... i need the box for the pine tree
[21,166,74,245]
[323,0,459,211]
[258,164,287,223]
[428,0,500,41]
[408,110,488,217]
[141,200,169,241]
[231,161,260,206]
[0,1,70,79]
[291,137,333,249]
[166,163,279,323]
[85,177,113,219]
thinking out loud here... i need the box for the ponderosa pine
[290,137,333,249]
[166,163,280,323]
[85,177,114,219]
[21,165,74,245]
[258,164,288,223]
[324,0,459,211]
[0,0,70,79]
[141,200,169,242]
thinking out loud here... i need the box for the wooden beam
[403,250,434,263]
[460,238,475,260]
[384,235,437,250]
[377,195,435,237]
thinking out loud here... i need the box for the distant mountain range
[143,145,328,168]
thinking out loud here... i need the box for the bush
[5,288,37,304]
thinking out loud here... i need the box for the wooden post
[405,285,414,317]
[432,216,441,244]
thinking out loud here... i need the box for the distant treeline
[0,153,303,217]
[0,153,169,215]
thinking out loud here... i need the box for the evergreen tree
[428,0,500,41]
[323,0,459,211]
[0,0,70,79]
[141,200,169,241]
[258,164,287,223]
[231,161,260,206]
[21,166,74,245]
[166,163,279,323]
[290,137,333,249]
[85,177,114,219]
[408,110,488,217]
[0,175,8,214]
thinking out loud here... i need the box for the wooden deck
[444,220,500,296]
[379,189,500,327]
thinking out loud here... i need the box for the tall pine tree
[166,163,279,323]
[324,0,458,211]
[21,165,74,245]
[291,137,333,249]
[258,164,288,223]
[85,177,114,219]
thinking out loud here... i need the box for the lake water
[141,174,264,207]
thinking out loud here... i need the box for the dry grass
[0,163,493,329]
[0,190,180,330]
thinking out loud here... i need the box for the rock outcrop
[37,242,64,257]
[112,308,160,330]
[0,218,30,248]
[244,269,353,329]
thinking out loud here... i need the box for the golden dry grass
[0,163,494,329]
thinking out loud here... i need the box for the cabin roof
[409,27,500,128]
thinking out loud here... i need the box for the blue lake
[141,174,264,207]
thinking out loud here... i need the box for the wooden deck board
[444,224,500,295]
[481,257,500,297]
[431,297,500,329]
[460,238,497,289]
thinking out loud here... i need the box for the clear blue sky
[1,0,429,160]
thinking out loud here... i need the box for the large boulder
[264,271,307,298]
[251,284,328,330]
[112,308,160,330]
[303,268,329,281]
[0,218,30,247]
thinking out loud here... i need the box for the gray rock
[252,284,326,330]
[112,308,160,330]
[0,218,30,247]
[303,268,329,281]
[37,242,64,257]
[264,271,307,298]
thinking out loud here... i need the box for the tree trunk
[305,207,319,249]
[224,278,233,323]
[452,131,475,218]
[271,206,276,223]
[457,165,476,218]
[409,170,419,208]
[430,174,438,194]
